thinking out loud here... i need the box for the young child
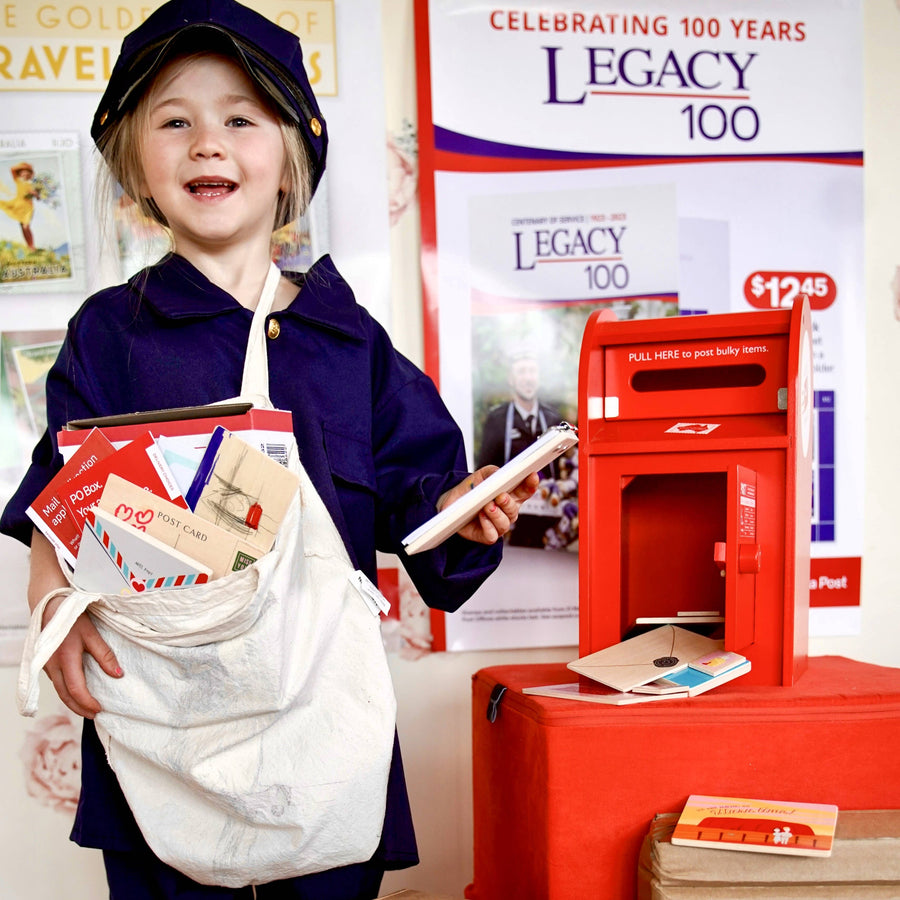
[0,2,536,896]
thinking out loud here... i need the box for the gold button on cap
[267,318,281,339]
[310,117,322,137]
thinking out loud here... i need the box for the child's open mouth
[187,180,237,197]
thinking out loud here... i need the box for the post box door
[726,463,759,652]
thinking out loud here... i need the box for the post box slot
[631,363,767,394]
[602,335,789,419]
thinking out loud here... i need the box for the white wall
[816,0,900,671]
[0,1,898,898]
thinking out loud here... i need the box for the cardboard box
[638,809,900,899]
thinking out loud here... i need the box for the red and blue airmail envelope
[73,508,211,594]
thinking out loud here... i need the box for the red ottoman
[466,657,900,900]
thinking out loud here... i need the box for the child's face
[138,53,287,257]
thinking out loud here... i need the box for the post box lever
[738,544,762,574]
[714,541,727,576]
[713,541,761,575]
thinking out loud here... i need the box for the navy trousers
[103,848,385,900]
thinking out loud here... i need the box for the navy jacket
[1,254,501,871]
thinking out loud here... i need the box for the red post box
[577,299,813,686]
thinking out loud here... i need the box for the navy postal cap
[92,0,328,194]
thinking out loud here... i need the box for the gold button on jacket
[267,318,281,339]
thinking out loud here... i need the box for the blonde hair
[95,51,312,250]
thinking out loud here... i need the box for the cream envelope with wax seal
[567,625,725,694]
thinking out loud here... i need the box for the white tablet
[401,423,578,555]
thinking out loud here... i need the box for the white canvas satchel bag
[18,264,398,887]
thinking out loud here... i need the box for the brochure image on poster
[472,320,581,552]
[468,183,680,304]
[0,132,85,294]
[467,182,679,552]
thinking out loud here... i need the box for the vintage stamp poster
[0,132,85,294]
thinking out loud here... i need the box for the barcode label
[263,443,289,467]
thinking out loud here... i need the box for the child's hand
[438,467,540,545]
[29,531,123,719]
[40,599,122,720]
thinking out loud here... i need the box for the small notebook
[402,423,578,555]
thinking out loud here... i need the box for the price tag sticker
[743,271,836,311]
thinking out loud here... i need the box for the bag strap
[238,262,282,407]
[17,587,92,716]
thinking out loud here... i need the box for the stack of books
[28,404,299,594]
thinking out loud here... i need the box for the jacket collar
[135,253,366,340]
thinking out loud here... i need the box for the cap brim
[113,26,299,125]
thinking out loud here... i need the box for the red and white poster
[415,0,864,650]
